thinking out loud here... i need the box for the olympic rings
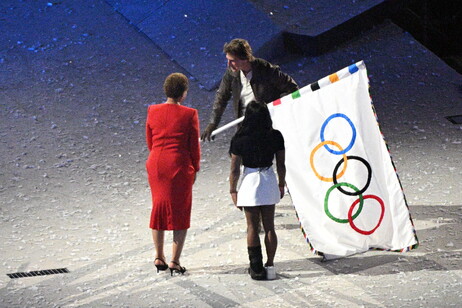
[310,112,385,235]
[310,141,348,182]
[332,156,372,196]
[348,195,385,235]
[320,113,356,155]
[324,182,364,223]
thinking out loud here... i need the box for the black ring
[332,156,372,196]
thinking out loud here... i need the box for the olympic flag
[269,61,418,259]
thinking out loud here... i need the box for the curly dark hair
[163,73,189,99]
[229,101,275,162]
[223,38,255,61]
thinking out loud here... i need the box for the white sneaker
[265,266,276,280]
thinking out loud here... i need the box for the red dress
[146,104,200,230]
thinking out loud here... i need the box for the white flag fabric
[269,61,418,259]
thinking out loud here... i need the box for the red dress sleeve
[146,105,153,151]
[189,109,201,172]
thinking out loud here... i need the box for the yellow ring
[310,140,347,182]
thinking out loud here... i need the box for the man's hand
[200,123,217,141]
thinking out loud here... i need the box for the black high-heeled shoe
[169,261,186,276]
[154,258,168,273]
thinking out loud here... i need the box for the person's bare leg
[152,229,166,265]
[244,207,261,247]
[170,229,187,268]
[261,205,277,266]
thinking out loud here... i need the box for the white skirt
[237,167,281,207]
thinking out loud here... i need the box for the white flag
[270,61,418,259]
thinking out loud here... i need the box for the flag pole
[210,116,244,137]
[208,101,278,138]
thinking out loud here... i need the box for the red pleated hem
[149,200,191,231]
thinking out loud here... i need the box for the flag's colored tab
[310,82,320,92]
[329,73,339,83]
[291,90,301,99]
[348,63,359,74]
[273,98,282,106]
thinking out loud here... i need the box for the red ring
[348,195,385,235]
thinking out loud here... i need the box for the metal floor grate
[446,115,462,124]
[7,268,69,279]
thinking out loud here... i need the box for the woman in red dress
[146,73,200,275]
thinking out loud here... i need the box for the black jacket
[208,58,299,126]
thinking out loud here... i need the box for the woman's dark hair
[223,38,255,61]
[229,101,275,161]
[237,101,273,136]
[163,73,189,99]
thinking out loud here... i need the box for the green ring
[324,182,364,223]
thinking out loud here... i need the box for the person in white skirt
[229,101,286,280]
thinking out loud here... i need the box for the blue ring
[320,113,356,154]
